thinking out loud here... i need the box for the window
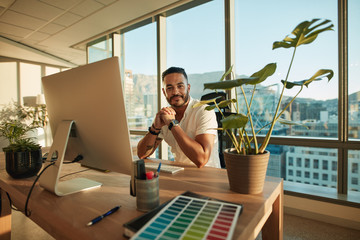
[352,162,359,174]
[121,23,157,130]
[83,0,359,202]
[305,171,310,178]
[87,36,113,63]
[332,161,337,171]
[322,160,328,170]
[296,171,301,177]
[166,0,224,100]
[235,0,338,139]
[352,178,358,185]
[322,174,328,181]
[0,62,17,105]
[288,169,293,176]
[314,159,319,169]
[332,175,337,182]
[288,157,294,166]
[45,66,60,76]
[20,63,42,101]
[349,150,360,193]
[349,0,360,140]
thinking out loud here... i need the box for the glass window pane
[123,23,157,130]
[0,62,17,105]
[235,0,338,138]
[20,63,42,103]
[45,66,60,76]
[349,0,360,140]
[131,135,159,158]
[166,0,225,100]
[88,36,113,63]
[348,150,360,192]
[266,145,337,190]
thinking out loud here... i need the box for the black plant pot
[5,149,43,179]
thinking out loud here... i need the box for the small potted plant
[0,102,47,178]
[194,19,334,194]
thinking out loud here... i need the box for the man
[137,67,220,168]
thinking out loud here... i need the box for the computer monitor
[39,57,133,196]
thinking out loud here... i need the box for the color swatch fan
[131,195,242,240]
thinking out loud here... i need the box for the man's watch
[168,119,179,131]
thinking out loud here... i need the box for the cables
[5,162,55,217]
[59,169,90,179]
[63,154,83,164]
[6,154,85,217]
[24,162,55,216]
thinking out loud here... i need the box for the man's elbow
[194,156,208,168]
[137,145,147,159]
[137,149,149,160]
[196,162,206,168]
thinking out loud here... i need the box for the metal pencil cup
[135,177,159,212]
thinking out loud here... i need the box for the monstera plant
[194,19,334,194]
[195,18,334,156]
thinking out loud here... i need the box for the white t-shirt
[159,97,220,168]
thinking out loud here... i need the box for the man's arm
[169,125,215,168]
[137,131,163,159]
[137,109,168,159]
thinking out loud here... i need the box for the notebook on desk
[123,191,243,239]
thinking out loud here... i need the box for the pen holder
[135,177,159,212]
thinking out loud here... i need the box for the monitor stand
[39,120,102,196]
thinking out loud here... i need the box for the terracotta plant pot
[224,149,270,194]
[5,149,43,179]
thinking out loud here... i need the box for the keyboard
[145,162,184,174]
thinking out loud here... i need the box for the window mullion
[337,0,348,194]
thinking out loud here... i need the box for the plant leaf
[273,19,334,50]
[250,63,277,84]
[205,105,216,111]
[221,114,248,129]
[192,98,219,108]
[277,118,309,129]
[217,99,236,108]
[219,65,233,82]
[281,69,334,89]
[204,77,259,90]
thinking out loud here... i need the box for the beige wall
[285,195,360,230]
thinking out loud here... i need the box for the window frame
[85,0,360,207]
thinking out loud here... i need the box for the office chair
[201,92,234,169]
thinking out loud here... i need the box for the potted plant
[194,18,334,194]
[0,102,47,178]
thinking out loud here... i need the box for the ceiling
[0,0,183,68]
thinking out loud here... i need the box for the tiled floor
[11,210,360,239]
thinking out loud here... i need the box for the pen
[86,205,121,226]
[155,162,162,177]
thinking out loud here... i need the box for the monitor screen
[40,57,133,195]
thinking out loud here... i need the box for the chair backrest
[201,91,229,168]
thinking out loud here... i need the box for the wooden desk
[0,155,283,240]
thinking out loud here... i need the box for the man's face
[162,73,190,108]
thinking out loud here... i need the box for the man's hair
[162,67,188,82]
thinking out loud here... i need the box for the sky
[124,0,360,101]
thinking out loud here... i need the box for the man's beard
[167,92,190,108]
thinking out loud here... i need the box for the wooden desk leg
[0,189,11,240]
[262,187,284,240]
